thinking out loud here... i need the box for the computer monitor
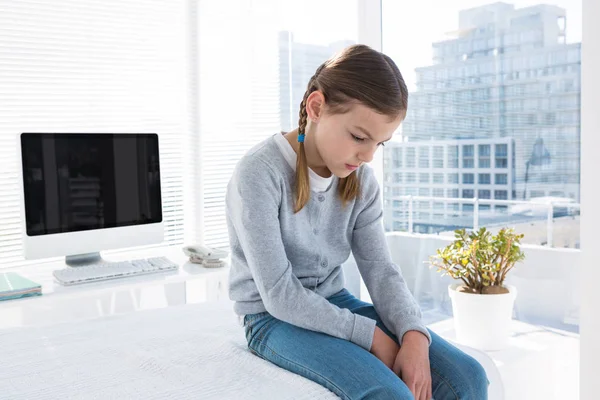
[18,133,164,266]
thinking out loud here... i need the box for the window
[546,113,556,125]
[448,173,459,184]
[495,173,508,185]
[419,147,429,168]
[0,0,373,264]
[479,144,490,156]
[419,188,430,196]
[382,13,582,386]
[463,145,475,168]
[479,158,491,168]
[419,173,430,183]
[478,190,491,199]
[495,144,508,156]
[448,146,459,168]
[393,147,403,167]
[495,143,509,169]
[406,172,416,183]
[0,1,194,267]
[393,221,404,231]
[433,173,444,184]
[531,190,545,198]
[479,144,491,168]
[406,147,416,167]
[463,145,474,157]
[495,158,508,168]
[494,190,508,200]
[433,146,444,168]
[199,1,361,248]
[433,188,445,197]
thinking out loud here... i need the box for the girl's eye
[352,133,386,147]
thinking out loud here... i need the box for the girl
[226,44,488,400]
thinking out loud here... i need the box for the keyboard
[53,257,179,286]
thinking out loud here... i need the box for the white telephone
[182,244,229,268]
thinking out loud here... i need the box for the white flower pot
[448,283,517,351]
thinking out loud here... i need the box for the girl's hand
[370,326,400,369]
[393,331,432,400]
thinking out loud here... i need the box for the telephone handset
[182,245,228,268]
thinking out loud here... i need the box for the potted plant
[428,227,525,350]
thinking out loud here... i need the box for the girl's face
[310,98,404,178]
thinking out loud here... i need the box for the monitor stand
[65,252,105,267]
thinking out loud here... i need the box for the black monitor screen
[21,133,162,236]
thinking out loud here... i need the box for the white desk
[0,245,230,330]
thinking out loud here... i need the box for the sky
[383,0,581,91]
[276,0,582,91]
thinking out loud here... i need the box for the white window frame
[356,0,383,301]
[357,0,383,185]
[580,0,600,395]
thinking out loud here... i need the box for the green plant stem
[497,237,514,284]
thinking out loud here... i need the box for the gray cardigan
[225,134,431,351]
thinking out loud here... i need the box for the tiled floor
[426,314,580,400]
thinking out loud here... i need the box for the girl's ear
[305,90,325,122]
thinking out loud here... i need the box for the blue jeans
[243,289,488,400]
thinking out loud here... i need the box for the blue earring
[297,133,305,143]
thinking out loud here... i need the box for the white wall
[580,0,600,397]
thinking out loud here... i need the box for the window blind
[0,0,193,268]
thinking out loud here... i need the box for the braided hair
[295,64,326,213]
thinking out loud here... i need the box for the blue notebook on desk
[0,272,42,301]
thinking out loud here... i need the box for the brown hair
[294,44,409,213]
